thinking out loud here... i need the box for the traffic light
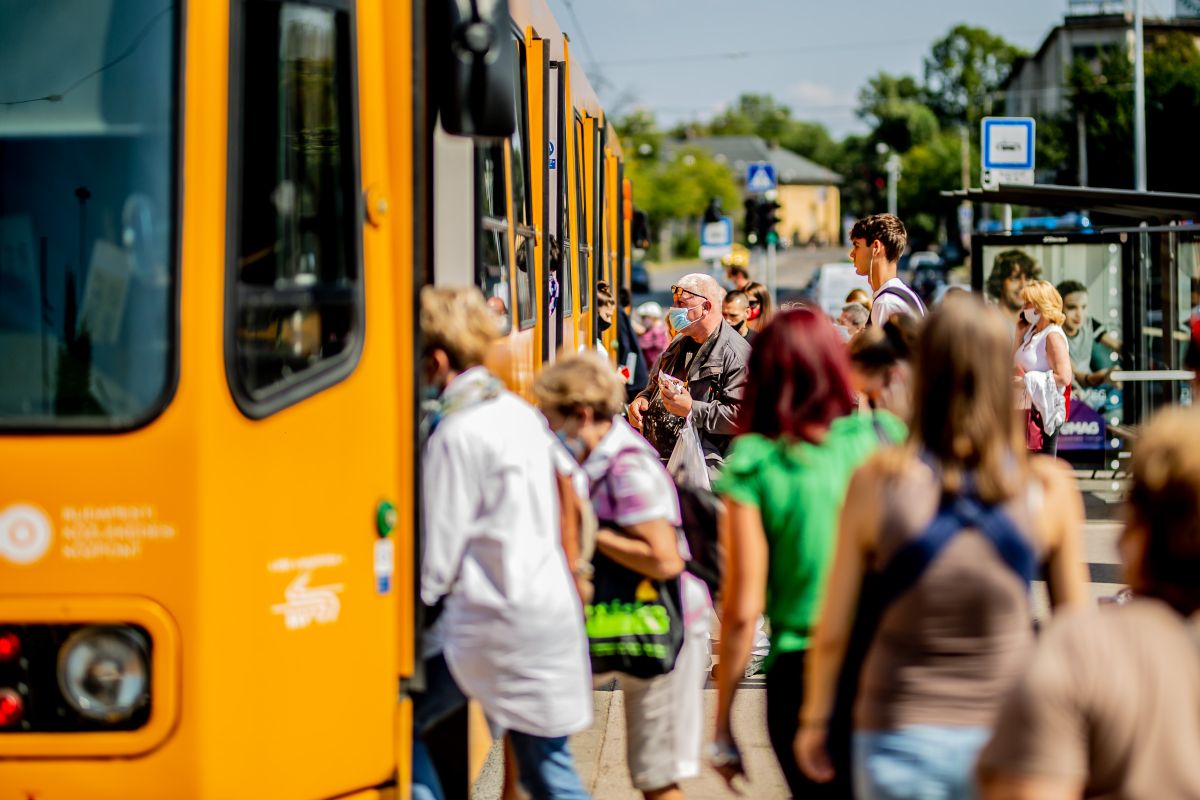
[703,197,722,225]
[743,199,781,247]
[758,199,781,246]
[743,198,759,246]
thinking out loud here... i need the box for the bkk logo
[0,504,53,565]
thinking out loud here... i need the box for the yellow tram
[0,0,629,797]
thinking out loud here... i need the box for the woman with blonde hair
[796,293,1088,800]
[1014,280,1072,456]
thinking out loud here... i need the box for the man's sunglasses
[670,285,707,302]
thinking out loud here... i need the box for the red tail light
[0,689,23,728]
[0,631,20,664]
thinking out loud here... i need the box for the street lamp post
[1133,0,1147,192]
[876,142,900,217]
[885,153,901,217]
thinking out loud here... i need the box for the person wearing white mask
[627,273,751,479]
[1014,280,1073,456]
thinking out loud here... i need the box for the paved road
[632,246,847,311]
[476,513,1126,799]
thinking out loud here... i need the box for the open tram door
[957,184,1200,491]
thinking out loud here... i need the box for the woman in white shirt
[1013,280,1073,456]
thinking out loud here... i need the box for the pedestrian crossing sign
[745,162,777,193]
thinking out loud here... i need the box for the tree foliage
[1064,31,1200,192]
[923,24,1026,128]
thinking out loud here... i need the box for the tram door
[219,1,404,793]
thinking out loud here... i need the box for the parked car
[804,262,872,319]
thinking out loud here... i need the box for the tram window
[0,1,178,429]
[477,141,513,334]
[575,116,590,312]
[511,40,536,331]
[229,1,361,414]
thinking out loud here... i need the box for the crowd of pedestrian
[412,211,1200,800]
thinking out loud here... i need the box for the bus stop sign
[981,117,1035,188]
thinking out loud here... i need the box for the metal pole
[1003,204,1013,232]
[1076,112,1089,187]
[886,154,900,217]
[1133,0,1147,191]
[766,241,778,309]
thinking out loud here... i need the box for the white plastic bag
[667,417,710,490]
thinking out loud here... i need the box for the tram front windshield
[0,1,177,429]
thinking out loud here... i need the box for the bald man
[628,272,751,478]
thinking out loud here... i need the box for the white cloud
[782,80,840,108]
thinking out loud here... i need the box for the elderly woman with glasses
[627,273,751,480]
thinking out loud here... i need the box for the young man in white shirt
[417,286,592,800]
[848,213,926,327]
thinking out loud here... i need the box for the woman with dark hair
[848,314,920,421]
[797,294,1088,800]
[708,308,906,797]
[742,281,773,334]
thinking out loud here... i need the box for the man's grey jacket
[636,320,751,471]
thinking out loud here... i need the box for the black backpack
[674,481,724,597]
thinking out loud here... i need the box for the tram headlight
[57,626,150,722]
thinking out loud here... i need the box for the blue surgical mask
[555,428,587,462]
[668,306,694,332]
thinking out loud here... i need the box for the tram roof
[941,184,1200,223]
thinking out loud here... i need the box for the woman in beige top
[795,294,1089,800]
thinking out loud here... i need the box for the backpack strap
[872,285,926,321]
[875,492,1035,610]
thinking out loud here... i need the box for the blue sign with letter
[745,162,777,193]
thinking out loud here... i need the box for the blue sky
[546,0,1082,137]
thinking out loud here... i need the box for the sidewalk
[474,677,785,799]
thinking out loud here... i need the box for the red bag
[1026,385,1071,451]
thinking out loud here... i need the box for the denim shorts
[854,725,991,800]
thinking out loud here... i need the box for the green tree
[897,129,974,243]
[614,109,663,161]
[707,93,794,143]
[778,120,840,168]
[626,145,740,257]
[923,24,1026,128]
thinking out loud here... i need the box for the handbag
[586,546,685,679]
[585,449,685,678]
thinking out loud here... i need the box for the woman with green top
[709,308,905,797]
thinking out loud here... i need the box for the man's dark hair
[596,281,613,304]
[850,213,907,263]
[1056,280,1087,300]
[986,249,1042,299]
[726,264,749,279]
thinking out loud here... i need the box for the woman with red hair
[708,308,906,797]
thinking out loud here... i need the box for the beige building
[666,136,843,245]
